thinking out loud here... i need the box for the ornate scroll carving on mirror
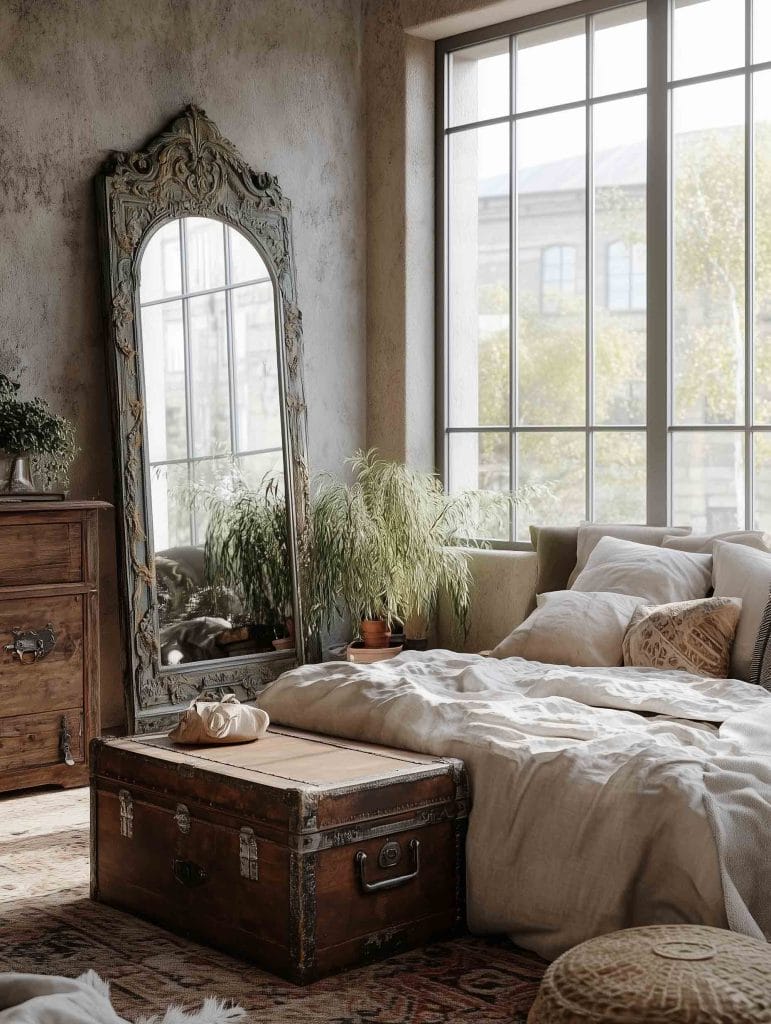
[97,106,309,733]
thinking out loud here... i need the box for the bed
[258,650,771,960]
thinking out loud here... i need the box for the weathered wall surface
[0,0,366,729]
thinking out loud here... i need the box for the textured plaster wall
[0,0,366,729]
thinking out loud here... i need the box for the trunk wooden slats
[91,727,469,983]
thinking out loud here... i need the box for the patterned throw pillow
[622,597,742,678]
[750,588,771,690]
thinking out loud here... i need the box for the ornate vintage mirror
[97,107,309,733]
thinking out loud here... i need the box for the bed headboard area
[435,549,538,654]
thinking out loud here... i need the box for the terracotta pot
[360,618,389,649]
[272,636,294,651]
[346,641,403,664]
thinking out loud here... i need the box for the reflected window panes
[754,71,771,424]
[755,0,771,65]
[448,122,510,428]
[450,38,510,127]
[672,77,745,426]
[139,216,287,665]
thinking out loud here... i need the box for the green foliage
[0,374,79,488]
[195,473,293,635]
[309,449,540,638]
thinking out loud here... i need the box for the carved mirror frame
[96,106,309,733]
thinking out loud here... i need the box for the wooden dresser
[0,500,109,793]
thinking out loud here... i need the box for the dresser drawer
[0,517,82,587]
[0,708,83,772]
[0,595,84,717]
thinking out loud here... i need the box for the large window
[438,0,771,541]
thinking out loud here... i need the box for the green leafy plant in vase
[0,374,79,494]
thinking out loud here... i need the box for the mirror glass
[139,216,292,667]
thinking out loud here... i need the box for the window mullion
[586,13,595,522]
[179,219,196,544]
[646,0,670,526]
[509,33,517,542]
[746,0,755,528]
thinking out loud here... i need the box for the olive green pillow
[529,525,579,594]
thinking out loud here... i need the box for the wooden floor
[0,786,546,1023]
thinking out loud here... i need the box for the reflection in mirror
[139,216,292,667]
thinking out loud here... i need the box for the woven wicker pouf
[527,925,771,1024]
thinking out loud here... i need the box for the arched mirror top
[97,107,309,733]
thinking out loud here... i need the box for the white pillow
[712,540,771,681]
[662,530,770,554]
[490,590,642,667]
[567,523,691,585]
[571,536,712,604]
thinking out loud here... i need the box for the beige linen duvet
[259,651,771,960]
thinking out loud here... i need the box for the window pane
[236,450,285,490]
[672,0,745,81]
[592,3,646,98]
[516,19,585,114]
[140,301,187,462]
[228,226,268,285]
[517,109,585,425]
[448,432,510,539]
[755,0,771,64]
[672,78,745,426]
[755,71,771,423]
[516,432,585,540]
[140,221,181,303]
[449,123,510,427]
[753,434,771,530]
[594,96,646,426]
[593,431,646,522]
[185,217,226,292]
[232,282,282,451]
[188,291,231,457]
[150,463,191,551]
[671,431,745,532]
[450,38,510,127]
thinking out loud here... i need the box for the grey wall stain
[0,0,366,728]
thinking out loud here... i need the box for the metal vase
[0,451,35,494]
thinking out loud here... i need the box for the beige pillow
[567,524,691,586]
[623,597,742,678]
[571,536,712,604]
[662,531,770,554]
[491,590,642,667]
[712,540,771,681]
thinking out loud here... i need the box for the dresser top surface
[0,500,112,514]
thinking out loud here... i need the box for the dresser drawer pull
[4,624,56,664]
[356,839,420,893]
[173,858,208,888]
[59,716,76,767]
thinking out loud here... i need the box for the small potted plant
[0,374,79,494]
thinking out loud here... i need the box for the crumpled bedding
[259,650,771,960]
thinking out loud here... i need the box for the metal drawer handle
[173,858,208,888]
[60,716,76,767]
[4,624,56,664]
[356,839,420,893]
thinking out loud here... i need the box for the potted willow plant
[311,450,535,657]
[0,374,79,494]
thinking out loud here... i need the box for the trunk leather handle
[356,839,420,893]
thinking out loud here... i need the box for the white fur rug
[0,972,244,1024]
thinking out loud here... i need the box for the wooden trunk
[90,728,469,983]
[0,500,108,792]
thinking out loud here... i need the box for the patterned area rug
[0,788,546,1023]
